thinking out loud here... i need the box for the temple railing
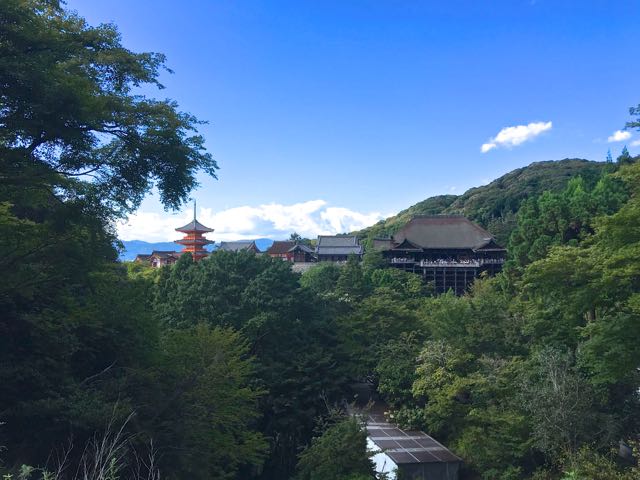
[418,260,481,267]
[390,258,505,267]
[478,258,506,265]
[390,258,416,264]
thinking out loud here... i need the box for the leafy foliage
[508,174,628,268]
[0,0,222,477]
[0,0,217,216]
[150,325,267,479]
[295,416,375,480]
[152,251,351,479]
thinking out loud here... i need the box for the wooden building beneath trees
[373,216,506,295]
[135,250,182,268]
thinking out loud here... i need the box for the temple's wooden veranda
[374,216,506,295]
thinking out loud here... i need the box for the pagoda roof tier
[175,218,214,233]
[175,238,214,246]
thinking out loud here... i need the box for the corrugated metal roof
[366,412,461,465]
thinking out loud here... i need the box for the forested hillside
[1,2,640,480]
[357,158,609,245]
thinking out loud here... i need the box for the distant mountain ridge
[118,238,275,261]
[355,158,609,246]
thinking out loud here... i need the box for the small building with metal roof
[366,411,461,480]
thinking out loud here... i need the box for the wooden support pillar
[454,268,458,295]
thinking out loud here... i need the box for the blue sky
[67,0,640,241]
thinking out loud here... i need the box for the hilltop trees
[508,173,628,268]
[357,159,609,246]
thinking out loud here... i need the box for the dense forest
[1,1,640,479]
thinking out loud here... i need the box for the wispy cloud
[117,200,388,242]
[631,139,640,147]
[481,121,552,153]
[608,130,632,142]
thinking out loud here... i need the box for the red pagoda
[174,202,214,261]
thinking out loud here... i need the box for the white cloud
[608,130,632,142]
[117,200,388,242]
[481,121,552,153]
[320,207,385,234]
[631,139,640,147]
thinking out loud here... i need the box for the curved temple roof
[390,215,502,251]
[175,218,214,233]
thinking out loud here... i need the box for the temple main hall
[373,215,506,295]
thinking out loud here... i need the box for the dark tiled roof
[267,241,296,255]
[393,216,502,250]
[150,250,181,258]
[175,218,214,233]
[218,241,259,253]
[135,254,152,261]
[317,235,360,247]
[289,244,314,254]
[316,235,363,256]
[391,238,423,251]
[366,412,461,465]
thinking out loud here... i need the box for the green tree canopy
[0,0,216,216]
[295,416,375,480]
[153,251,351,479]
[151,325,267,480]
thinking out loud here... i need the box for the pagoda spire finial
[193,199,197,220]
